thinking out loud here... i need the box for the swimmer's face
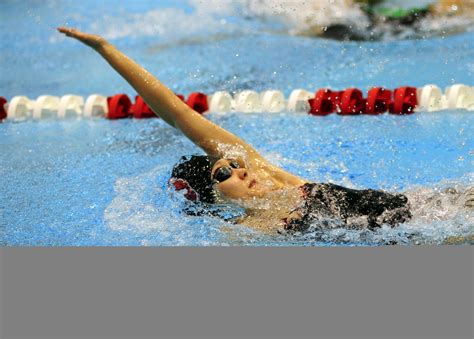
[211,158,267,200]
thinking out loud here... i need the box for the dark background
[1,247,472,339]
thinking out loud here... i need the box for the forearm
[94,42,184,127]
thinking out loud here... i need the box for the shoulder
[260,161,309,187]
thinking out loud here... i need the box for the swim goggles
[212,160,241,183]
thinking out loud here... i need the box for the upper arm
[173,104,266,161]
[128,75,262,161]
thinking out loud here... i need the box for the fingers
[57,27,72,36]
[57,27,80,38]
[57,27,106,48]
[57,27,70,34]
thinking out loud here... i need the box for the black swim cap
[169,155,218,204]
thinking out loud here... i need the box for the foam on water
[88,6,234,41]
[290,180,473,246]
[234,0,369,33]
[104,166,171,232]
[101,160,251,246]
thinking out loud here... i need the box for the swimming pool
[1,1,473,246]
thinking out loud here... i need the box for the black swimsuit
[283,183,411,232]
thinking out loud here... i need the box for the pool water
[1,0,473,246]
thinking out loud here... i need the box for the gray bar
[1,247,472,339]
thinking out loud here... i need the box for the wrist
[90,37,109,51]
[82,35,109,51]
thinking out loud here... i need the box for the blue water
[1,1,473,246]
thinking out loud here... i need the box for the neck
[243,186,303,214]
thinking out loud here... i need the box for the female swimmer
[57,27,411,233]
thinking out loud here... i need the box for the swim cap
[169,155,218,203]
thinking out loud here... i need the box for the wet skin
[211,159,271,200]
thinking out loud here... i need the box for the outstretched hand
[57,27,106,49]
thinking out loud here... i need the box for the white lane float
[6,96,33,120]
[471,86,474,111]
[208,91,232,113]
[417,85,443,112]
[234,90,261,112]
[33,95,60,119]
[83,94,108,117]
[260,90,286,113]
[58,95,84,118]
[287,89,312,112]
[445,84,474,110]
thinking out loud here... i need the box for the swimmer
[296,0,473,40]
[57,27,411,233]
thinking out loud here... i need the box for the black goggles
[212,160,241,183]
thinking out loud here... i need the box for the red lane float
[186,92,209,114]
[340,88,366,115]
[307,87,418,115]
[309,89,335,115]
[0,97,6,120]
[107,94,132,119]
[107,93,208,119]
[389,86,417,114]
[331,91,344,111]
[130,96,156,119]
[366,87,392,114]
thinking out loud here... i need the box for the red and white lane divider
[1,84,473,121]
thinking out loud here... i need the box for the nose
[234,168,247,180]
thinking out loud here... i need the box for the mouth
[248,179,257,188]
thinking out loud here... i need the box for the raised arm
[57,27,264,161]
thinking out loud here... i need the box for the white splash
[104,167,176,233]
[237,0,369,34]
[89,6,234,40]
